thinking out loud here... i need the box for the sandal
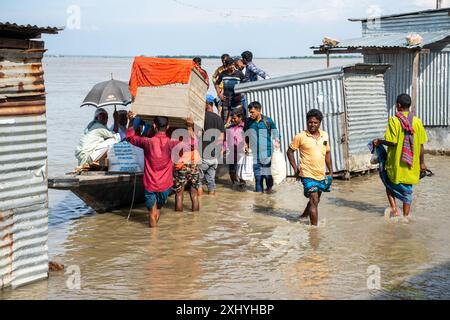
[420,169,434,179]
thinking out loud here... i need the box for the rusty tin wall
[1,45,49,289]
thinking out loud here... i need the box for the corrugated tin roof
[349,7,450,22]
[311,30,450,50]
[0,22,62,39]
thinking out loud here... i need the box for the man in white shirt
[75,108,120,166]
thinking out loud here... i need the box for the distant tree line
[45,54,362,59]
[280,55,362,59]
[156,55,222,59]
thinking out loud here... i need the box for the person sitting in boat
[75,108,121,167]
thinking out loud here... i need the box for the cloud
[3,0,443,56]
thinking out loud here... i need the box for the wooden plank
[0,99,45,108]
[411,49,420,114]
[0,49,44,62]
[0,38,44,50]
[0,105,45,116]
[313,49,364,55]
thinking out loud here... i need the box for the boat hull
[48,164,230,213]
[49,172,145,213]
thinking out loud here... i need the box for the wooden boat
[50,58,210,213]
[48,165,230,213]
[48,171,145,213]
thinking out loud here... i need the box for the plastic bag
[271,148,287,185]
[237,151,254,181]
[406,34,422,46]
[370,153,379,165]
[108,141,144,172]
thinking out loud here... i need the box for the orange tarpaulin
[129,57,208,97]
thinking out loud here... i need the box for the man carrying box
[126,112,196,227]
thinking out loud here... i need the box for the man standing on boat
[126,112,196,227]
[286,109,333,226]
[372,93,428,219]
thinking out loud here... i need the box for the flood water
[2,57,450,299]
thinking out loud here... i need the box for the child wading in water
[173,121,201,212]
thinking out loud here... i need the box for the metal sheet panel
[361,10,450,35]
[313,31,450,49]
[0,115,48,289]
[418,51,450,126]
[364,51,449,126]
[235,64,391,176]
[236,72,347,176]
[0,48,46,115]
[344,72,389,171]
[236,66,345,92]
[364,53,413,117]
[350,8,450,21]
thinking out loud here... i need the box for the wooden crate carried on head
[129,57,208,130]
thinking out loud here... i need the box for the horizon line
[44,53,362,59]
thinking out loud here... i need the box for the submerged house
[0,22,60,289]
[312,7,450,152]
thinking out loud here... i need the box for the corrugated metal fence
[1,42,49,289]
[0,115,49,289]
[236,64,390,177]
[343,71,388,171]
[237,68,346,176]
[364,51,449,126]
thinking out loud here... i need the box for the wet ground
[2,57,449,299]
[2,155,449,299]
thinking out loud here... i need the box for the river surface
[2,57,450,300]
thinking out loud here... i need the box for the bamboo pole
[411,49,420,114]
[326,50,330,68]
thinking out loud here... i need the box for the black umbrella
[80,76,131,108]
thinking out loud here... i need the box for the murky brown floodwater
[2,155,450,299]
[2,57,449,299]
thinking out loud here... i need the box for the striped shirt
[244,62,269,82]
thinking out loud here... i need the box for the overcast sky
[1,0,446,57]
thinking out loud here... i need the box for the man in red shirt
[126,112,194,227]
